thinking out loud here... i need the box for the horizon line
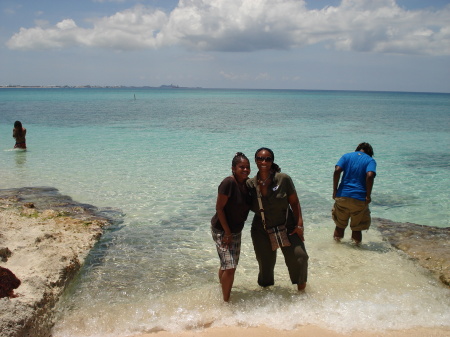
[0,85,448,95]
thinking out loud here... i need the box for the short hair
[355,142,374,157]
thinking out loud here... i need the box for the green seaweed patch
[20,210,39,218]
[58,211,73,217]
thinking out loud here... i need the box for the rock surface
[373,217,450,287]
[0,187,121,337]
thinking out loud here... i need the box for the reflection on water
[14,149,27,167]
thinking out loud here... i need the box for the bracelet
[297,226,304,229]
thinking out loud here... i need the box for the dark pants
[251,225,309,287]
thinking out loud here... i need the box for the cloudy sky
[1,0,449,92]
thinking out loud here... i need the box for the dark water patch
[403,152,450,170]
[0,186,124,224]
[372,193,419,209]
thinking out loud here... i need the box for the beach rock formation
[373,218,450,287]
[0,187,121,337]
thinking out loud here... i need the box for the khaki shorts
[332,197,371,231]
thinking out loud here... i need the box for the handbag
[256,183,291,251]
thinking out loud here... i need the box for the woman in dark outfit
[211,152,251,301]
[247,147,308,290]
[13,121,27,149]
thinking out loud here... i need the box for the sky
[1,0,449,92]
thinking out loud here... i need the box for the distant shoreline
[0,84,199,89]
[1,86,448,94]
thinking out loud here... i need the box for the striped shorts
[211,227,242,270]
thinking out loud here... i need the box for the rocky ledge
[373,217,450,287]
[0,187,122,337]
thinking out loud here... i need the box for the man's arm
[365,171,375,204]
[333,166,343,199]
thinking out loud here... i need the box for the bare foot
[297,283,306,291]
[333,228,344,242]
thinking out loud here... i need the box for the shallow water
[49,225,450,336]
[0,88,449,335]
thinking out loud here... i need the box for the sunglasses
[256,156,273,162]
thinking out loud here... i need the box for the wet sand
[134,325,450,337]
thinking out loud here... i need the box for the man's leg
[351,230,362,245]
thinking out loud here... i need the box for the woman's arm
[288,192,304,241]
[216,193,232,247]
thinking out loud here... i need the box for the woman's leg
[282,234,308,289]
[220,268,236,302]
[212,229,242,301]
[251,227,276,287]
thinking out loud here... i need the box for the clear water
[0,88,449,336]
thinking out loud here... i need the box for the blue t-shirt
[336,151,377,201]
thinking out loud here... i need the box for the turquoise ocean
[0,88,449,336]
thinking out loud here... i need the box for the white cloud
[7,6,168,51]
[3,4,22,16]
[185,53,215,61]
[6,0,450,56]
[219,71,250,80]
[255,73,270,80]
[56,19,77,30]
[282,75,301,82]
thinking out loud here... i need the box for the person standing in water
[211,152,251,302]
[332,142,377,245]
[247,147,308,291]
[13,121,27,149]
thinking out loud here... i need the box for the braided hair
[232,152,249,167]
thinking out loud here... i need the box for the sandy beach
[0,187,449,337]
